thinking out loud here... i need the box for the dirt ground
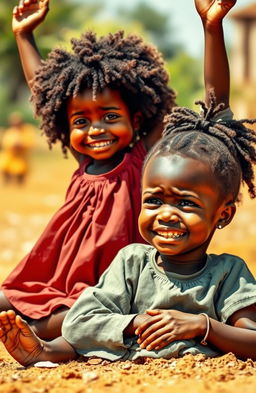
[0,350,256,393]
[0,143,256,393]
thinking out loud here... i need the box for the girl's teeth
[89,141,114,148]
[157,231,184,239]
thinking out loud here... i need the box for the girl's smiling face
[67,88,139,161]
[139,153,235,268]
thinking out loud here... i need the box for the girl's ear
[216,202,236,230]
[132,112,143,131]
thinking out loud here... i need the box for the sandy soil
[0,349,256,393]
[0,145,255,393]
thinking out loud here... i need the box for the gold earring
[129,130,140,148]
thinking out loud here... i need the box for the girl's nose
[88,126,105,136]
[158,206,179,223]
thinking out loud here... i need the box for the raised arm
[195,0,236,108]
[12,0,84,162]
[143,0,236,151]
[12,0,49,89]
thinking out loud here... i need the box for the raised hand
[135,309,206,351]
[12,0,49,35]
[0,310,44,366]
[194,0,236,25]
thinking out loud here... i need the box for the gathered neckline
[78,141,146,180]
[148,248,210,282]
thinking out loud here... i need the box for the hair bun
[194,119,211,132]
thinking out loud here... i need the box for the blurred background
[0,0,255,281]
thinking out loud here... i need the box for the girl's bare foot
[0,310,44,366]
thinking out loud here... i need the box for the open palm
[12,0,49,34]
[194,0,237,24]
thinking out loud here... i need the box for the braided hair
[144,91,256,200]
[31,31,176,155]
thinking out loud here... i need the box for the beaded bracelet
[200,313,210,346]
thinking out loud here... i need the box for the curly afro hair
[144,90,256,200]
[31,30,176,155]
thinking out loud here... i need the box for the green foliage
[116,1,182,59]
[34,0,103,56]
[0,2,24,99]
[166,53,203,109]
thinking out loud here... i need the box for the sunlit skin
[138,153,235,275]
[2,0,254,366]
[68,88,141,174]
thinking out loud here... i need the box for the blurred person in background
[0,112,35,185]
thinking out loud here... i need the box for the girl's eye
[179,200,198,208]
[104,113,120,121]
[73,118,89,126]
[144,197,162,206]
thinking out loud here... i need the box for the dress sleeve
[62,246,140,360]
[215,255,256,322]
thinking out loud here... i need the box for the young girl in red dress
[0,0,236,340]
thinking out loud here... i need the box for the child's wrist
[199,313,210,346]
[14,30,34,38]
[202,19,224,32]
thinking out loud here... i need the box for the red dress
[2,141,146,319]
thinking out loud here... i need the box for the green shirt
[62,244,256,360]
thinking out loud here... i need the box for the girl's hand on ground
[0,310,44,367]
[194,0,236,26]
[12,0,49,35]
[135,309,206,351]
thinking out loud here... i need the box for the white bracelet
[200,313,210,346]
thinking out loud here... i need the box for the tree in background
[166,53,202,108]
[116,1,182,59]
